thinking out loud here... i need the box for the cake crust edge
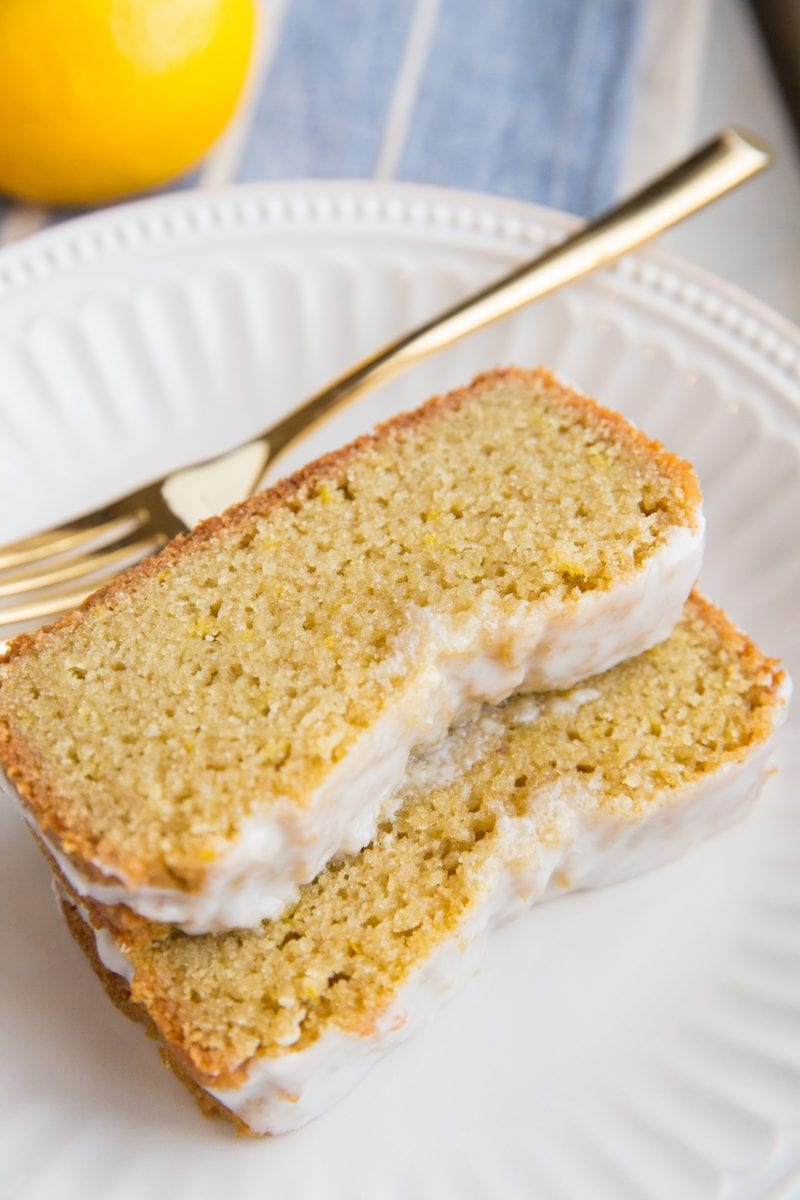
[0,365,704,895]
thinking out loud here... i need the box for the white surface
[657,0,800,323]
[0,182,798,1198]
[622,0,713,188]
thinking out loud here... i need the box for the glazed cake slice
[59,596,787,1135]
[0,368,703,934]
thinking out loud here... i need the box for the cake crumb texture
[0,367,701,890]
[81,595,783,1087]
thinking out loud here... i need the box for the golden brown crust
[32,827,164,943]
[59,896,253,1136]
[684,591,787,721]
[0,365,704,890]
[0,737,150,889]
[0,367,701,671]
[0,728,122,887]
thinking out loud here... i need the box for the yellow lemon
[0,0,257,207]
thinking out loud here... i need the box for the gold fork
[0,127,771,644]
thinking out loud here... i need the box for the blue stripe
[395,0,644,215]
[0,0,646,235]
[238,0,416,180]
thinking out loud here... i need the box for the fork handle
[264,126,771,467]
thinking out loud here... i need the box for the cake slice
[57,595,787,1135]
[0,367,703,934]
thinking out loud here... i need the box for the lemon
[0,0,257,207]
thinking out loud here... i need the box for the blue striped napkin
[0,0,645,239]
[242,0,644,214]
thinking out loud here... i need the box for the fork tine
[0,584,104,627]
[0,534,167,599]
[0,509,151,572]
[0,531,168,627]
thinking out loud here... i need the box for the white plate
[0,182,798,1200]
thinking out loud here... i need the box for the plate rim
[0,178,798,407]
[0,179,798,1198]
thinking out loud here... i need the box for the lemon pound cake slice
[0,367,704,934]
[58,596,787,1135]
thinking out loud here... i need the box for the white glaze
[93,921,135,984]
[6,519,704,933]
[82,685,787,1136]
[207,742,779,1134]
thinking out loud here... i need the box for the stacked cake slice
[0,368,787,1135]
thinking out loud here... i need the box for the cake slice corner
[57,592,788,1135]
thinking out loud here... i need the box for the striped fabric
[0,0,645,243]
